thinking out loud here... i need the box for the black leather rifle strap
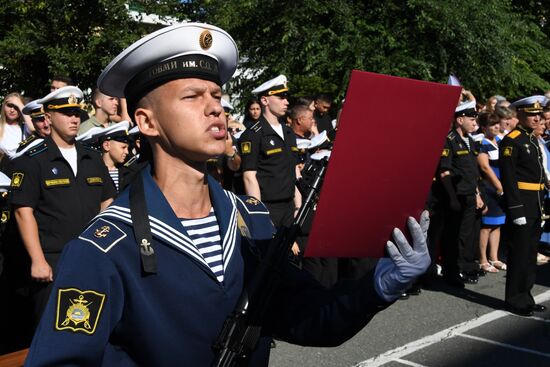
[129,174,157,274]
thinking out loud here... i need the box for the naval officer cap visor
[96,22,239,117]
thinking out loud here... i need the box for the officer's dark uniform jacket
[239,116,298,202]
[439,129,479,195]
[25,168,389,366]
[499,125,545,220]
[9,136,115,253]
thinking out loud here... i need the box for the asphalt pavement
[269,262,550,367]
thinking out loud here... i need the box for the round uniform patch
[199,29,213,50]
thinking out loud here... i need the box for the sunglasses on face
[228,127,242,133]
[5,103,19,110]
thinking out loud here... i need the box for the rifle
[211,158,328,367]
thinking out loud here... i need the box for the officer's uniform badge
[241,142,251,154]
[11,172,24,188]
[68,94,78,105]
[503,146,513,157]
[55,288,106,335]
[1,211,10,224]
[441,149,450,157]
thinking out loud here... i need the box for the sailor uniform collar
[98,167,239,281]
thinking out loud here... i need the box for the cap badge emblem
[199,29,213,50]
[68,94,77,104]
[534,101,541,109]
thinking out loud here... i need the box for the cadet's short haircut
[495,106,515,120]
[315,94,332,104]
[290,104,310,121]
[51,75,73,85]
[477,112,500,128]
[91,88,105,108]
[293,96,313,108]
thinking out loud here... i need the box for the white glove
[374,211,431,302]
[513,217,527,225]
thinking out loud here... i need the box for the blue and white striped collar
[97,167,239,279]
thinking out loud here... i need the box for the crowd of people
[427,90,550,317]
[0,19,548,366]
[0,23,430,365]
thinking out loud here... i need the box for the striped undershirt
[180,208,224,282]
[109,169,119,191]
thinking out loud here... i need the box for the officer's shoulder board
[446,133,455,141]
[23,140,48,157]
[250,121,262,133]
[17,134,37,149]
[78,218,127,253]
[507,130,521,139]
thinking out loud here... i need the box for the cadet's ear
[134,105,159,138]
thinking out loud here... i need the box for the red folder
[305,70,461,258]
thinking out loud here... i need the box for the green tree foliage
[0,0,186,98]
[0,0,548,105]
[193,0,550,105]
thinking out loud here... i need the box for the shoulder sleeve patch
[503,146,513,157]
[441,149,450,157]
[241,142,252,154]
[236,195,270,215]
[10,172,24,188]
[78,218,127,253]
[55,288,106,335]
[507,130,521,139]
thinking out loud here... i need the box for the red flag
[305,70,461,257]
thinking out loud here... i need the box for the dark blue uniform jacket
[25,168,389,366]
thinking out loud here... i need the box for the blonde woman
[0,92,33,159]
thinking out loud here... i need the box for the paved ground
[269,262,550,366]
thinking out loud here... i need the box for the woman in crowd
[0,93,32,160]
[477,112,507,272]
[533,116,550,264]
[242,98,261,128]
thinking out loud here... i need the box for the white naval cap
[454,100,477,117]
[97,22,239,115]
[252,75,289,96]
[221,98,233,111]
[22,99,44,117]
[129,125,140,135]
[511,95,546,113]
[79,121,131,144]
[36,86,83,111]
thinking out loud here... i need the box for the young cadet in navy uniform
[500,96,547,316]
[9,86,115,326]
[438,101,485,287]
[239,75,301,228]
[24,23,430,366]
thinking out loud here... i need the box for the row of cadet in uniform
[427,94,550,316]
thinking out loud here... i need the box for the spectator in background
[242,98,261,129]
[477,113,506,273]
[49,75,73,92]
[484,96,499,112]
[495,106,518,136]
[79,89,119,134]
[0,93,32,160]
[313,94,333,134]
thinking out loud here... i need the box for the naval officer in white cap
[25,23,430,366]
[500,95,547,316]
[10,86,115,328]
